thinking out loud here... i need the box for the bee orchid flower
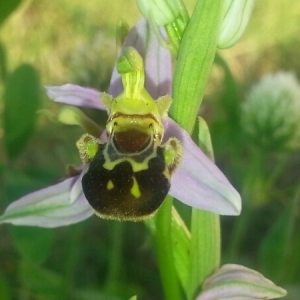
[0,19,241,227]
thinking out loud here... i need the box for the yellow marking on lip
[130,176,141,198]
[107,180,114,190]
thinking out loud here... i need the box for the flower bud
[241,72,300,151]
[136,0,189,54]
[218,0,255,49]
[136,0,184,26]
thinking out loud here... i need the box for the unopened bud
[136,0,189,54]
[218,0,255,49]
[137,0,184,26]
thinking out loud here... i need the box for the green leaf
[3,64,41,159]
[0,0,23,26]
[170,207,190,295]
[10,226,54,264]
[188,210,220,299]
[187,115,220,299]
[198,117,214,161]
[171,0,223,134]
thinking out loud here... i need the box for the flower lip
[113,129,151,153]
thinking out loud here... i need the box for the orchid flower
[0,19,241,228]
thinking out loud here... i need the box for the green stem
[153,196,181,300]
[105,221,124,290]
[153,1,223,298]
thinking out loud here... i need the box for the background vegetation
[1,0,300,299]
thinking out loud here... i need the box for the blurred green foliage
[3,64,41,158]
[0,0,23,26]
[1,0,300,299]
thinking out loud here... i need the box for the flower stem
[169,0,223,295]
[153,196,182,300]
[105,221,124,291]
